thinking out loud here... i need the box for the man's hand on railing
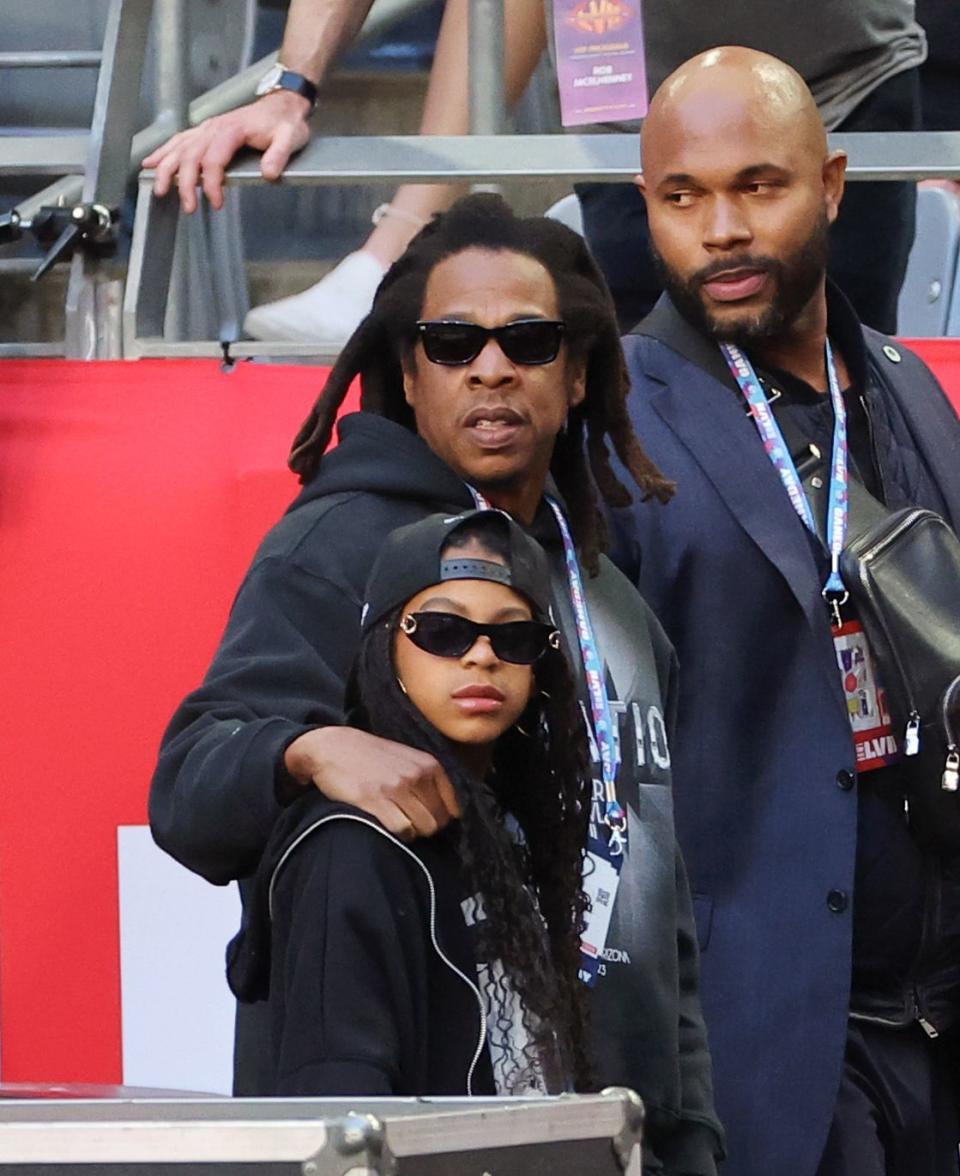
[143,90,313,214]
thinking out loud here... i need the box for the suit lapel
[632,301,826,628]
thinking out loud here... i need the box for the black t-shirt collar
[634,279,867,403]
[756,282,867,404]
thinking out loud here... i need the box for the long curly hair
[288,192,674,574]
[349,608,594,1090]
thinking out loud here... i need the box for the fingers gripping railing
[6,0,960,360]
[124,128,960,360]
[1,0,437,358]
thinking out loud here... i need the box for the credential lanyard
[468,488,625,986]
[546,499,626,848]
[467,489,625,853]
[720,340,849,612]
[468,489,625,985]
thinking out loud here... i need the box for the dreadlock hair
[289,192,674,574]
[347,537,594,1089]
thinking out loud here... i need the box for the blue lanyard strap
[720,340,849,603]
[468,488,625,855]
[545,498,625,849]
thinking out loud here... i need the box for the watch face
[255,63,283,97]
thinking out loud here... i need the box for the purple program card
[553,0,649,127]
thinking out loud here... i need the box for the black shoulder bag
[633,301,960,847]
[788,423,960,851]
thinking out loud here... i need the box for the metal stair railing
[6,0,960,361]
[0,50,104,69]
[0,0,156,359]
[124,128,960,361]
[63,0,157,359]
[0,0,436,360]
[8,0,438,227]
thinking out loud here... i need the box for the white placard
[117,826,239,1094]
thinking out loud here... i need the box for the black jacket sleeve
[149,555,362,883]
[267,817,434,1095]
[656,641,726,1176]
[656,848,724,1175]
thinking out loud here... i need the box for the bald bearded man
[612,48,960,1176]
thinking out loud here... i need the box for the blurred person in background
[916,0,960,131]
[915,0,960,202]
[147,1,927,343]
[146,0,547,344]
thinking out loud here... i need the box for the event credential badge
[833,620,899,772]
[553,0,648,127]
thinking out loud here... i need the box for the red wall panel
[0,347,955,1083]
[0,359,350,1082]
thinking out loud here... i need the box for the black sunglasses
[399,611,561,665]
[415,318,565,366]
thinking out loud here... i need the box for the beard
[651,212,830,346]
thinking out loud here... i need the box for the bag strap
[633,296,894,544]
[768,393,890,547]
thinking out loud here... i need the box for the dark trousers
[577,69,922,335]
[920,65,960,132]
[814,1020,959,1176]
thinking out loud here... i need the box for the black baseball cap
[360,509,555,631]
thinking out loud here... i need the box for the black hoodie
[227,794,499,1098]
[150,411,724,1175]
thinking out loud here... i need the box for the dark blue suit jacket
[611,295,960,1176]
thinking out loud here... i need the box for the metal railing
[5,0,960,361]
[123,128,960,360]
[0,51,104,69]
[8,0,439,225]
[0,0,440,359]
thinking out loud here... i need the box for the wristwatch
[255,62,318,109]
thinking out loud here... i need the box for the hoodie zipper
[940,676,960,792]
[850,994,941,1037]
[268,813,487,1095]
[914,984,941,1039]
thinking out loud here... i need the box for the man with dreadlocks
[151,193,724,1174]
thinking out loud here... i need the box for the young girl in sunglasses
[228,509,594,1096]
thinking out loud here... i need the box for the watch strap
[261,66,318,108]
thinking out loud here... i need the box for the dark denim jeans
[814,1020,959,1176]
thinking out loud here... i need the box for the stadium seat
[545,192,584,235]
[897,183,960,336]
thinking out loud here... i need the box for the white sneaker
[243,250,387,344]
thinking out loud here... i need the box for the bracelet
[371,203,429,230]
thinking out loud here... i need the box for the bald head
[634,46,846,352]
[642,47,827,176]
